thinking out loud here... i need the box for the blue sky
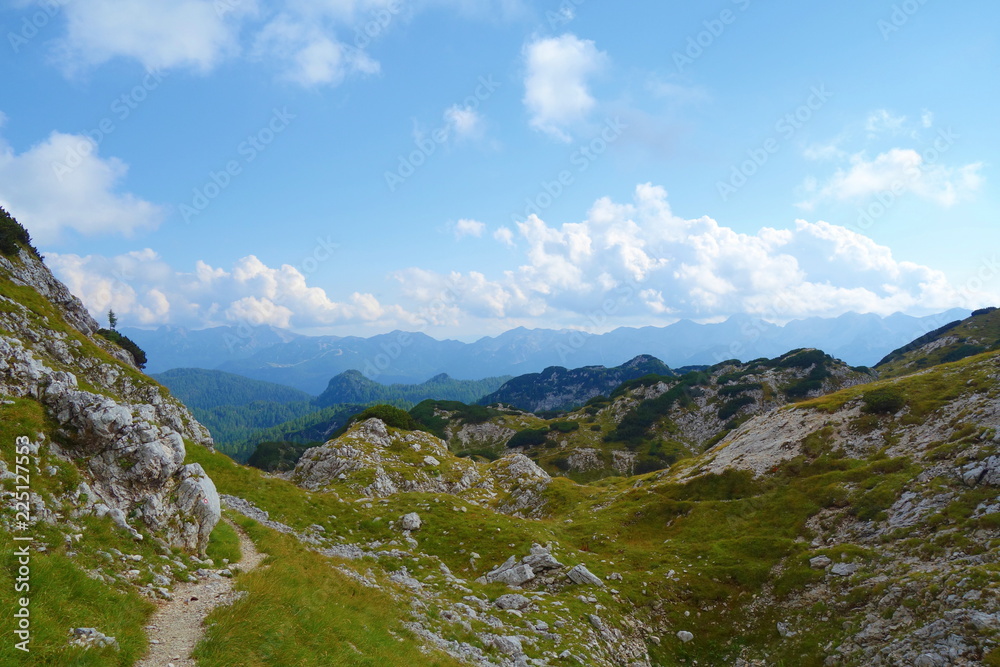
[0,0,997,340]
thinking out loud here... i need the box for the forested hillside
[313,369,510,408]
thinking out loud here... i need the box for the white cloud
[493,226,515,247]
[37,0,520,88]
[443,104,484,141]
[0,127,163,244]
[798,148,984,208]
[865,109,907,136]
[42,185,992,334]
[46,250,417,329]
[53,0,252,73]
[392,184,987,326]
[453,218,486,239]
[252,14,379,86]
[523,34,607,142]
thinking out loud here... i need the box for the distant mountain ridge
[123,308,970,393]
[152,368,313,409]
[478,354,675,412]
[313,370,511,408]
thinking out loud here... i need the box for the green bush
[861,387,906,415]
[96,329,148,369]
[506,428,549,449]
[718,395,755,421]
[548,421,580,433]
[0,207,40,258]
[347,404,423,432]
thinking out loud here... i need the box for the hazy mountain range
[124,309,970,393]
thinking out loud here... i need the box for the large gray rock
[522,543,563,572]
[567,564,605,587]
[480,556,536,586]
[400,512,422,531]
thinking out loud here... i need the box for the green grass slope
[876,307,1000,377]
[185,348,1000,665]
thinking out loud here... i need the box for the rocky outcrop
[293,418,552,518]
[0,247,219,552]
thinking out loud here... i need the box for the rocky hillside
[0,217,230,664]
[477,354,675,413]
[186,344,1000,666]
[417,349,875,482]
[877,307,1000,378]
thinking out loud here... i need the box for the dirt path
[136,521,266,667]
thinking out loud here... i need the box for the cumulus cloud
[798,148,984,208]
[392,184,987,327]
[52,0,252,73]
[453,218,486,239]
[523,34,607,141]
[46,250,417,329]
[36,0,521,87]
[0,127,163,244]
[44,185,990,334]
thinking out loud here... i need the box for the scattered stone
[69,628,119,651]
[494,594,532,610]
[677,630,694,643]
[830,563,859,577]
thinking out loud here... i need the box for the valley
[1,213,999,666]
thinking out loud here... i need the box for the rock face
[0,247,219,552]
[293,418,552,518]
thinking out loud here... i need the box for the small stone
[677,630,694,643]
[494,593,531,610]
[810,556,832,569]
[830,563,859,576]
